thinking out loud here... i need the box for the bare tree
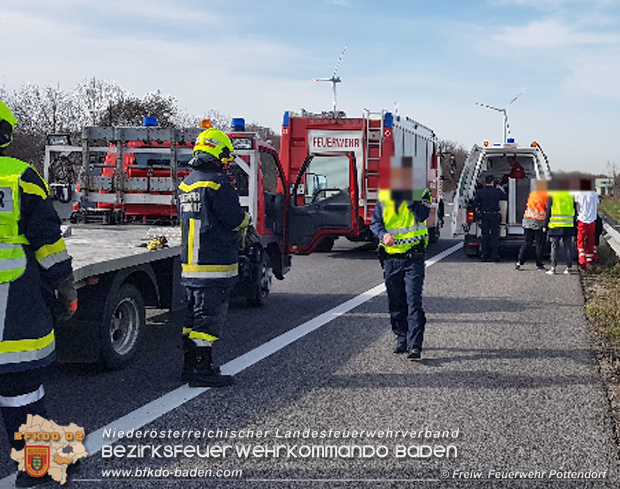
[0,78,279,171]
[72,78,128,127]
[438,139,468,194]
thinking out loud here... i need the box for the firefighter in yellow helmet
[178,127,250,387]
[0,100,77,487]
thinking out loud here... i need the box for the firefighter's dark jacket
[179,159,248,287]
[0,156,73,374]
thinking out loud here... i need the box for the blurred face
[390,167,413,190]
[535,180,548,191]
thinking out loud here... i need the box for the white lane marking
[0,241,463,488]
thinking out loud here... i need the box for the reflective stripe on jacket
[523,190,548,221]
[549,191,575,229]
[378,189,430,255]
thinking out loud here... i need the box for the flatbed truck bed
[57,225,184,368]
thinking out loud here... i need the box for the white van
[451,141,552,256]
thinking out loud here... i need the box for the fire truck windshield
[304,154,350,204]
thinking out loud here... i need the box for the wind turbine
[476,89,525,143]
[310,44,348,114]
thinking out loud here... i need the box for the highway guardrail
[602,215,620,258]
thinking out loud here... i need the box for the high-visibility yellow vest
[379,189,430,254]
[549,191,574,229]
[0,157,34,283]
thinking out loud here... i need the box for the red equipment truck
[280,109,444,254]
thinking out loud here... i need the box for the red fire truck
[280,109,444,253]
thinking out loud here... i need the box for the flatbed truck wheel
[101,283,145,369]
[246,254,273,308]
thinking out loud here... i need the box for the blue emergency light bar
[282,111,290,127]
[232,118,246,132]
[507,138,515,144]
[143,116,158,127]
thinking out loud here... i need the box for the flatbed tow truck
[45,119,291,369]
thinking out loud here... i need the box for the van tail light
[466,210,475,223]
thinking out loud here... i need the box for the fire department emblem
[25,446,50,477]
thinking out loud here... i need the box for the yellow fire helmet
[193,128,235,165]
[0,100,18,149]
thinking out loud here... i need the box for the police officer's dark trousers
[384,257,426,350]
[481,212,501,260]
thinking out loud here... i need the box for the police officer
[0,100,76,487]
[474,175,507,262]
[370,187,431,360]
[179,128,250,388]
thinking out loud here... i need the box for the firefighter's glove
[245,224,261,248]
[239,227,248,249]
[147,236,168,251]
[55,274,78,323]
[236,213,253,249]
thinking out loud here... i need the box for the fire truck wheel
[314,237,335,252]
[247,254,272,308]
[100,283,145,369]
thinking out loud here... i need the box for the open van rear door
[288,153,358,254]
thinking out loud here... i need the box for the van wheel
[464,236,480,257]
[100,283,145,369]
[465,244,479,257]
[247,254,272,308]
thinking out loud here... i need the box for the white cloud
[493,0,613,9]
[493,18,620,48]
[0,9,310,130]
[488,17,620,103]
[329,0,353,6]
[4,0,209,24]
[564,56,620,101]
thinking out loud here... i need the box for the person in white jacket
[573,179,599,269]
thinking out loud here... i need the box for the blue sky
[1,0,619,173]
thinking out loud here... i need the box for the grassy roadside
[599,196,620,223]
[581,238,620,445]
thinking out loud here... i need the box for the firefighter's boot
[188,347,234,388]
[182,338,220,382]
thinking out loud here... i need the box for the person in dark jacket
[0,100,77,487]
[474,175,507,262]
[179,128,250,388]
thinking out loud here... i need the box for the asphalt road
[1,223,619,488]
